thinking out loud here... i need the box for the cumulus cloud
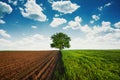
[75,16,82,22]
[102,21,111,27]
[19,0,47,22]
[98,2,112,11]
[90,20,94,24]
[0,19,5,24]
[63,21,80,30]
[63,16,82,30]
[63,16,91,33]
[64,16,115,34]
[98,6,103,11]
[85,21,114,37]
[8,0,25,6]
[104,2,112,7]
[114,22,120,29]
[63,16,120,48]
[31,25,37,29]
[52,1,80,14]
[50,18,67,27]
[8,0,17,6]
[0,1,12,18]
[48,0,54,3]
[64,19,120,49]
[55,14,59,17]
[0,34,52,50]
[70,21,120,49]
[80,25,92,33]
[92,15,100,21]
[0,29,11,38]
[90,14,100,24]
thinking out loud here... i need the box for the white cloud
[0,29,11,38]
[31,25,37,29]
[8,0,17,6]
[81,25,91,33]
[0,38,12,49]
[63,16,120,49]
[50,18,67,27]
[0,1,13,18]
[98,6,103,11]
[0,23,120,50]
[55,14,59,17]
[64,16,114,34]
[75,16,82,22]
[63,16,82,30]
[52,1,80,14]
[92,15,100,21]
[90,20,94,24]
[102,21,111,27]
[64,20,120,49]
[48,0,54,3]
[0,19,5,24]
[19,0,47,22]
[88,21,113,36]
[64,21,80,30]
[104,2,112,7]
[0,34,53,50]
[54,13,64,17]
[98,2,112,11]
[114,22,120,29]
[70,21,120,49]
[90,14,100,24]
[70,34,120,49]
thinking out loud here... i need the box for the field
[54,50,120,80]
[0,51,58,80]
[0,50,120,80]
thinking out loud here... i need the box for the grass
[53,50,120,80]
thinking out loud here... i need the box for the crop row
[0,51,59,80]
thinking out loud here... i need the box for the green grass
[53,50,120,80]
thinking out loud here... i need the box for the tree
[50,32,71,50]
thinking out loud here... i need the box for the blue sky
[0,0,120,50]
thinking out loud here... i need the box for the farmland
[0,51,59,80]
[53,50,120,80]
[0,50,120,80]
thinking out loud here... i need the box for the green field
[53,50,120,80]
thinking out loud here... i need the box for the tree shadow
[50,51,65,80]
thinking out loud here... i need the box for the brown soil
[0,50,59,80]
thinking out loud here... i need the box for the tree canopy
[50,32,71,50]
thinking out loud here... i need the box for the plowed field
[0,51,59,80]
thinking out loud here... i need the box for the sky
[0,0,120,50]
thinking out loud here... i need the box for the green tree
[50,32,71,50]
